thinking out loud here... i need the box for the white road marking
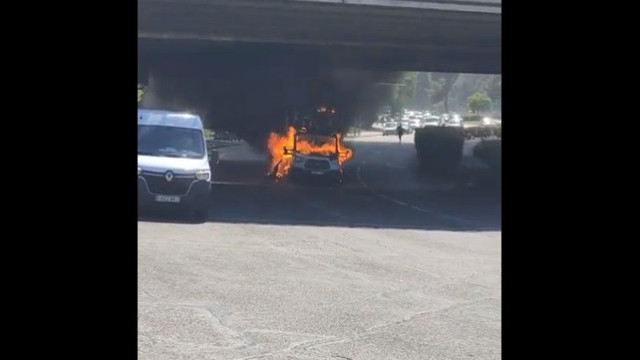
[410,205,430,212]
[211,180,266,186]
[407,204,480,226]
[358,175,480,227]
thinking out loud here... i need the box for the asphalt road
[138,133,501,359]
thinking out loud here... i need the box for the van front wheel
[192,206,209,223]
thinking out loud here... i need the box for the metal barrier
[287,0,501,9]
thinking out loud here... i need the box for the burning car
[268,126,353,183]
[286,132,349,183]
[267,105,354,183]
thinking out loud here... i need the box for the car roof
[138,109,203,130]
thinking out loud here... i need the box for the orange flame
[267,126,353,179]
[337,133,354,165]
[267,126,296,179]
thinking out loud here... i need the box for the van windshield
[138,125,205,159]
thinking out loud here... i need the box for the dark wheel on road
[192,206,209,223]
[333,173,344,186]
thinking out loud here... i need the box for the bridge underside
[138,0,501,76]
[137,0,500,146]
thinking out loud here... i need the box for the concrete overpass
[138,0,501,76]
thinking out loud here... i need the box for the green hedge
[464,125,501,140]
[414,127,465,174]
[463,115,483,122]
[473,139,501,170]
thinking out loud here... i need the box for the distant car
[382,123,398,136]
[409,119,422,129]
[400,122,414,134]
[371,122,385,130]
[422,115,440,127]
[445,117,463,127]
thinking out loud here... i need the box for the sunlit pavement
[139,134,501,360]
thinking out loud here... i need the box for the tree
[408,72,431,110]
[428,73,459,114]
[390,99,404,117]
[468,92,492,114]
[138,84,146,103]
[445,74,501,112]
[387,72,500,115]
[390,72,418,116]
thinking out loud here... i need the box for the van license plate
[311,171,324,175]
[155,195,180,203]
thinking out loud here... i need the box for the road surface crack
[290,296,497,355]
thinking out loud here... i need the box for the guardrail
[292,0,500,5]
[287,0,501,12]
[206,139,243,151]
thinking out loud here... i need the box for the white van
[137,109,214,221]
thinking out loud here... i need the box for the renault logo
[165,171,174,182]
